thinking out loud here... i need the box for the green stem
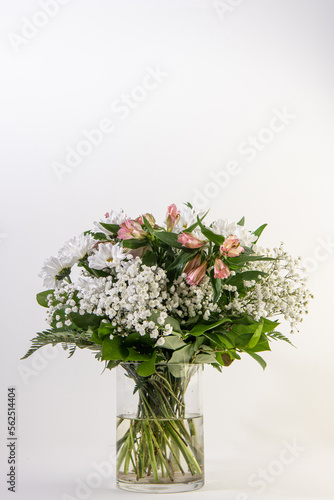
[143,422,159,482]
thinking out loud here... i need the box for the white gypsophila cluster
[224,243,313,332]
[45,257,221,340]
[167,274,221,321]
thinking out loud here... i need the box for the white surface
[1,0,334,499]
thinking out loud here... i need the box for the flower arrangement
[23,203,312,489]
[23,202,311,372]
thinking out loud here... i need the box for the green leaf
[244,350,267,370]
[142,216,154,235]
[90,232,110,241]
[197,217,224,246]
[149,312,183,334]
[166,250,196,272]
[126,348,152,361]
[194,352,217,364]
[122,239,148,249]
[69,311,101,330]
[97,322,115,340]
[261,318,280,333]
[152,231,183,248]
[102,337,129,361]
[186,210,209,233]
[253,223,267,242]
[188,318,231,337]
[90,330,102,345]
[36,290,54,307]
[248,323,264,349]
[136,351,157,376]
[237,216,245,226]
[168,344,195,364]
[141,250,157,267]
[123,331,155,348]
[225,254,275,268]
[99,222,120,234]
[216,352,234,366]
[210,272,222,304]
[160,334,187,350]
[226,270,267,288]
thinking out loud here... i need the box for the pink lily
[186,261,208,286]
[166,204,180,232]
[142,213,156,226]
[117,219,147,240]
[183,253,202,275]
[178,232,205,249]
[214,257,230,279]
[220,235,244,258]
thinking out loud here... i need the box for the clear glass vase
[116,363,204,493]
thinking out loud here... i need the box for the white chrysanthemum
[173,206,199,232]
[94,209,127,236]
[58,233,96,266]
[211,219,257,247]
[39,256,71,289]
[88,243,129,270]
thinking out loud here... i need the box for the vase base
[117,474,204,494]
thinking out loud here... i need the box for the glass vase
[116,363,204,493]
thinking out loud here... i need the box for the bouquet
[23,203,312,487]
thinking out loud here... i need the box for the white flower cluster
[45,258,221,340]
[167,275,221,321]
[225,243,313,332]
[211,219,257,247]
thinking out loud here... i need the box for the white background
[0,0,333,499]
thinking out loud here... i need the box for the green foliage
[99,222,120,234]
[36,290,54,307]
[197,217,225,246]
[152,230,183,248]
[136,352,157,376]
[253,223,267,242]
[187,318,231,337]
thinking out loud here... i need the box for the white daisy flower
[211,219,257,247]
[173,206,201,233]
[58,233,96,266]
[39,256,71,289]
[94,209,127,236]
[88,242,129,270]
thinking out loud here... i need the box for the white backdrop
[0,1,333,499]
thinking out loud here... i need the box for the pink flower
[135,213,156,227]
[178,232,205,249]
[186,261,208,286]
[220,235,244,258]
[117,219,147,240]
[143,213,156,227]
[214,257,230,279]
[166,204,180,232]
[183,253,202,275]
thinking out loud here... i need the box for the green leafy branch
[21,329,101,360]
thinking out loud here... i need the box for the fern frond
[267,331,295,347]
[21,329,100,360]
